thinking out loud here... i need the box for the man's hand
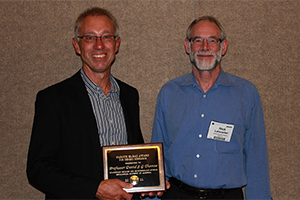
[95,179,133,200]
[141,180,171,198]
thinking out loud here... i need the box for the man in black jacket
[27,7,144,199]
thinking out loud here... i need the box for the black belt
[169,177,241,199]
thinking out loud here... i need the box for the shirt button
[199,134,202,138]
[203,94,206,98]
[194,174,197,178]
[201,114,205,118]
[196,154,200,158]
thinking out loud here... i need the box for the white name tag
[207,121,234,142]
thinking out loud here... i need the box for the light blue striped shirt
[80,68,127,146]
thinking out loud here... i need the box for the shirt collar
[80,68,120,95]
[214,69,232,88]
[180,69,232,89]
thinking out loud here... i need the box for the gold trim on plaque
[102,143,165,193]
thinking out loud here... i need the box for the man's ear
[72,37,81,55]
[221,39,228,56]
[184,39,190,54]
[115,37,121,54]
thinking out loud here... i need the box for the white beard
[189,43,223,71]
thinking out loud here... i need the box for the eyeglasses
[77,34,117,43]
[189,37,223,46]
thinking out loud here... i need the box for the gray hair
[74,7,119,37]
[186,16,226,40]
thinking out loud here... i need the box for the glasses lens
[83,36,95,43]
[102,35,116,42]
[79,35,116,43]
[190,37,221,46]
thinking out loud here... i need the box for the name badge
[207,121,234,142]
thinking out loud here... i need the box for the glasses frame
[188,37,223,46]
[77,34,117,43]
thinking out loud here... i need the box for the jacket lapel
[68,71,103,165]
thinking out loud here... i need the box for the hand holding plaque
[102,143,165,193]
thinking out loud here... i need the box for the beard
[189,44,223,71]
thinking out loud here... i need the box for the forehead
[190,20,221,38]
[79,15,116,34]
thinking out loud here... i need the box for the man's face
[72,15,120,76]
[185,21,228,71]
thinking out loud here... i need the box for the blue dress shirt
[151,70,272,199]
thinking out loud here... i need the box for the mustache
[193,51,216,56]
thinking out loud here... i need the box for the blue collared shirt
[81,68,127,146]
[151,70,272,199]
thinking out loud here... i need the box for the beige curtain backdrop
[0,0,299,199]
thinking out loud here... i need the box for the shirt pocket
[214,139,242,154]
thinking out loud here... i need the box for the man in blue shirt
[151,16,272,199]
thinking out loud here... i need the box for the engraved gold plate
[102,143,165,193]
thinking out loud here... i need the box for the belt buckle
[196,189,208,199]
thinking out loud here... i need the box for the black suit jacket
[27,71,144,199]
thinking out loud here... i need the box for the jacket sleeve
[26,89,100,199]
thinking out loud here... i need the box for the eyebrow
[82,30,113,35]
[192,36,219,38]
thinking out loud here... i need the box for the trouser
[161,177,244,200]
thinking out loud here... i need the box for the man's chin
[197,67,214,71]
[194,59,220,71]
[195,63,215,71]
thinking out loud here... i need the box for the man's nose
[94,37,104,49]
[201,39,209,51]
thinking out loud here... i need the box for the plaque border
[102,143,165,193]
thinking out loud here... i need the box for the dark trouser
[161,178,244,200]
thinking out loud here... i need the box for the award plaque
[102,143,165,193]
